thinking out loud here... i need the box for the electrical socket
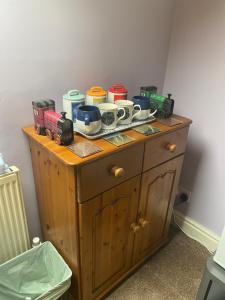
[175,186,191,206]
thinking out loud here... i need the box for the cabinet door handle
[165,143,177,152]
[111,165,125,178]
[138,218,149,228]
[130,223,141,233]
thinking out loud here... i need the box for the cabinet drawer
[78,143,144,202]
[143,127,189,171]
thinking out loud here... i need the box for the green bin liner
[0,241,72,300]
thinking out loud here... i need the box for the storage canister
[86,86,106,105]
[107,84,127,103]
[63,90,85,122]
[140,86,157,99]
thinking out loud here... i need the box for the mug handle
[84,115,90,125]
[131,104,141,120]
[117,107,126,123]
[149,109,157,117]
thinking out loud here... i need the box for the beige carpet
[106,230,209,300]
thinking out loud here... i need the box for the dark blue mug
[77,105,101,125]
[132,96,156,120]
[132,96,150,110]
[76,105,102,135]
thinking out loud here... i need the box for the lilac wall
[0,0,175,238]
[164,0,225,236]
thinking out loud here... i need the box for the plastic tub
[0,241,72,300]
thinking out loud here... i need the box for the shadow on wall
[178,132,205,215]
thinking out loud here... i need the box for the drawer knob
[111,166,125,178]
[130,223,141,233]
[138,218,149,228]
[165,143,177,152]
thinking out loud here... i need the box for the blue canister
[76,105,102,135]
[63,90,85,122]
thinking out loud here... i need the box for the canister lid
[86,86,106,97]
[63,90,85,101]
[108,84,127,93]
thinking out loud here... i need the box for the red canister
[107,84,127,103]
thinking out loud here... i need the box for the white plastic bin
[0,241,72,300]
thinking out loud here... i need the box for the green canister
[63,90,85,122]
[140,86,158,98]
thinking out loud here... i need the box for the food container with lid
[86,86,106,105]
[107,84,127,103]
[63,90,85,122]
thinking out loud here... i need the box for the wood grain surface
[77,143,144,202]
[133,155,184,263]
[23,115,191,166]
[143,127,188,170]
[79,176,141,299]
[29,140,81,299]
[24,114,192,300]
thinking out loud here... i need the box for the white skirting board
[173,209,220,253]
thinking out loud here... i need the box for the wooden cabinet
[23,115,192,300]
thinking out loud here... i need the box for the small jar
[86,86,106,105]
[63,90,85,122]
[32,237,41,247]
[107,84,127,103]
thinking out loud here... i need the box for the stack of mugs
[63,84,156,135]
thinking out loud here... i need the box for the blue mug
[132,96,156,120]
[76,105,102,135]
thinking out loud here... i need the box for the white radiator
[0,166,30,263]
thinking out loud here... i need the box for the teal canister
[63,90,85,122]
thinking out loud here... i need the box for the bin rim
[0,241,72,300]
[0,241,72,279]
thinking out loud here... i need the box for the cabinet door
[133,156,184,264]
[79,176,141,300]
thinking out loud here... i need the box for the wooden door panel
[134,156,184,263]
[94,193,131,289]
[79,176,140,299]
[140,169,175,250]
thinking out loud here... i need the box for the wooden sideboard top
[22,114,192,166]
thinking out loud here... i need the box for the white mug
[97,103,125,129]
[116,100,141,125]
[134,109,157,120]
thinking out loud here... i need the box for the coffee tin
[86,86,106,105]
[63,90,85,122]
[108,84,127,103]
